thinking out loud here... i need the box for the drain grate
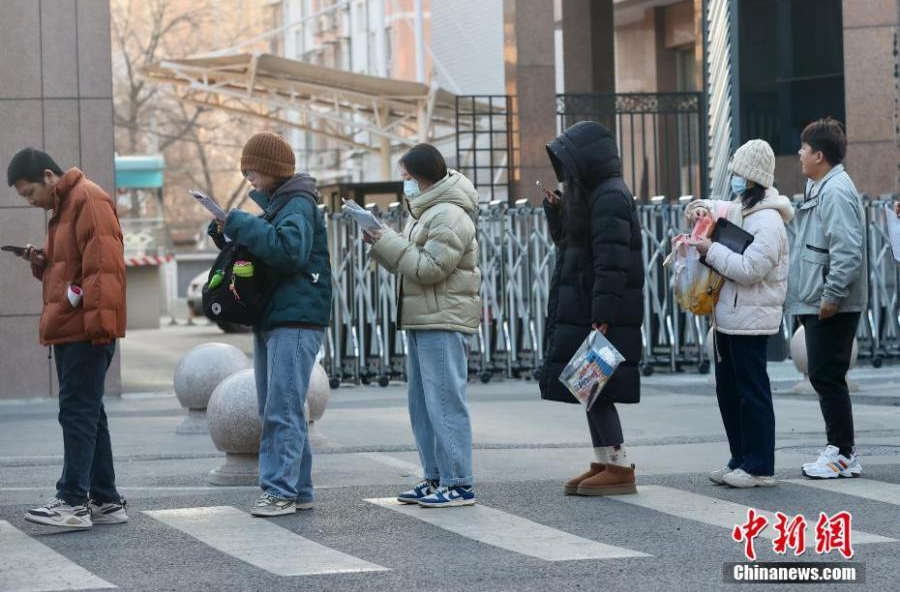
[777,445,900,457]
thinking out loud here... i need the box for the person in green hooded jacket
[208,131,331,517]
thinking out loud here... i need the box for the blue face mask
[403,178,420,197]
[731,175,748,196]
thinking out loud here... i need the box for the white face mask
[403,178,420,197]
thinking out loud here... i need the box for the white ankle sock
[593,447,609,464]
[606,445,629,467]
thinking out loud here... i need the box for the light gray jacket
[786,164,868,316]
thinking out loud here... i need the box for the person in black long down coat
[538,121,645,496]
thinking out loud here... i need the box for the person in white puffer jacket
[685,139,795,489]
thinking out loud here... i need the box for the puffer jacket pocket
[424,284,439,313]
[798,246,829,304]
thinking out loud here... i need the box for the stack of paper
[342,199,383,232]
[189,190,227,221]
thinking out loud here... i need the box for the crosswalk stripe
[0,520,115,592]
[612,485,897,546]
[784,478,900,506]
[143,506,388,576]
[365,498,650,561]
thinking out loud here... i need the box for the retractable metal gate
[322,196,899,386]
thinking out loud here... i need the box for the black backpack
[201,195,309,327]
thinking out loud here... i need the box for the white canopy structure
[141,53,472,177]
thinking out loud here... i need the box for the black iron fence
[557,92,706,200]
[455,95,516,202]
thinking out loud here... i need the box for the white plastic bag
[558,330,625,410]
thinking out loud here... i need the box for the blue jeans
[54,341,120,506]
[253,328,323,501]
[714,332,776,476]
[406,330,474,487]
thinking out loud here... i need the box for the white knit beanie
[728,139,775,188]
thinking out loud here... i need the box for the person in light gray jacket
[787,118,867,480]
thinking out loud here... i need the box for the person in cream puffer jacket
[686,139,794,490]
[366,144,481,508]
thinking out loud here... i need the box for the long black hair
[560,173,592,248]
[740,183,766,211]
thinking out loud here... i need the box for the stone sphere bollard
[174,343,250,434]
[306,363,331,424]
[790,325,858,394]
[207,369,261,485]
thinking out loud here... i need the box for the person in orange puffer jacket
[7,148,127,530]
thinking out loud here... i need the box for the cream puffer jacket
[369,170,481,334]
[685,189,795,335]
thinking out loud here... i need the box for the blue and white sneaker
[417,485,475,508]
[397,480,438,504]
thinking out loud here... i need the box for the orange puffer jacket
[32,168,127,345]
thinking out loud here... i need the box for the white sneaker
[25,498,92,529]
[722,469,777,488]
[709,467,732,485]
[802,446,862,479]
[802,445,838,470]
[90,499,129,524]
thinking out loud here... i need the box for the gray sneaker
[90,499,129,524]
[708,467,732,485]
[250,492,297,517]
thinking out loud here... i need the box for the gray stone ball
[174,343,250,410]
[207,369,261,454]
[790,325,858,375]
[306,363,331,423]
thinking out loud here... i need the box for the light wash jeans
[406,330,474,487]
[253,327,323,501]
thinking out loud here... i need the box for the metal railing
[557,93,706,201]
[455,95,516,203]
[321,195,900,385]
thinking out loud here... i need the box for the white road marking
[365,498,650,561]
[144,506,388,576]
[0,520,115,592]
[613,485,896,546]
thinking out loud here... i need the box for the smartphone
[1,245,26,256]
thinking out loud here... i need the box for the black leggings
[587,400,624,447]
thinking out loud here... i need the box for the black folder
[700,218,754,273]
[710,218,754,254]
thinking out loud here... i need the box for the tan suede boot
[576,463,637,496]
[564,463,605,495]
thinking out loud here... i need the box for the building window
[738,0,845,156]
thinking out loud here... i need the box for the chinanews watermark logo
[725,509,865,584]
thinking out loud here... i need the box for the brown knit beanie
[241,132,295,178]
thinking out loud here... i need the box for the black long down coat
[538,122,645,405]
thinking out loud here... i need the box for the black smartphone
[1,245,27,256]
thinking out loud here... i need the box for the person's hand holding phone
[536,180,560,205]
[22,244,46,268]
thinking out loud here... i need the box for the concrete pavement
[1,322,899,591]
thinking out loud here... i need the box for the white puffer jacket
[686,189,795,335]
